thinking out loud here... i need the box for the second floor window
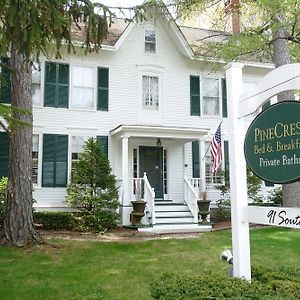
[72,66,94,109]
[145,29,156,53]
[202,78,219,116]
[142,75,159,110]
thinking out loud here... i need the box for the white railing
[143,173,156,225]
[184,175,199,223]
[132,173,155,225]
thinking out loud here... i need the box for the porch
[110,125,213,233]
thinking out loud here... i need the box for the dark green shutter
[98,68,109,111]
[97,136,108,157]
[42,134,68,187]
[262,99,271,111]
[190,76,200,116]
[44,62,69,108]
[222,78,228,118]
[192,141,200,178]
[0,132,9,177]
[0,57,11,104]
[57,64,69,108]
[44,62,56,107]
[224,140,229,184]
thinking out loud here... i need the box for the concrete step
[138,223,212,234]
[154,204,190,212]
[155,211,193,218]
[155,216,195,224]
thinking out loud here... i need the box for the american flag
[210,124,222,174]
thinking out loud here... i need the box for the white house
[0,6,274,232]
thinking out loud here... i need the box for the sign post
[225,63,300,281]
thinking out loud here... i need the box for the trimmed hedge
[33,211,118,232]
[150,270,300,299]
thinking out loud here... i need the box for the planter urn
[197,200,211,224]
[130,200,146,226]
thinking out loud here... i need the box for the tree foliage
[171,0,300,62]
[66,138,119,221]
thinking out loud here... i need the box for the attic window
[145,29,156,53]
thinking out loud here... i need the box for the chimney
[224,0,241,34]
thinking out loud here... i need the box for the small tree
[66,138,119,231]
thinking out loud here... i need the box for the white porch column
[121,135,131,225]
[225,63,251,280]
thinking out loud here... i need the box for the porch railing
[184,175,199,223]
[132,173,155,225]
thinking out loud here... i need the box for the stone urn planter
[130,200,146,226]
[197,192,211,224]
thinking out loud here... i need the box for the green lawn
[0,227,299,300]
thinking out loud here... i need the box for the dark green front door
[139,146,163,199]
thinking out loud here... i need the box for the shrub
[0,177,8,224]
[150,270,300,300]
[66,138,119,232]
[267,187,282,206]
[33,211,79,230]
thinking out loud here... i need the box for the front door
[139,146,163,199]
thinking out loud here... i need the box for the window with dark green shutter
[190,75,200,116]
[192,141,200,178]
[222,78,228,118]
[97,136,108,157]
[224,140,229,184]
[0,132,9,177]
[0,58,11,104]
[42,134,68,187]
[97,67,109,111]
[44,62,69,108]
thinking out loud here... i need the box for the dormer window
[145,29,156,53]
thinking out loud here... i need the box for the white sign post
[225,63,300,281]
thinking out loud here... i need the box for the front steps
[139,200,212,233]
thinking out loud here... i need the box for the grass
[0,227,299,299]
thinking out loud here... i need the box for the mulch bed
[40,221,232,243]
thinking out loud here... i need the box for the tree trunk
[0,43,41,246]
[272,13,300,207]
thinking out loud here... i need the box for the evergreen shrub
[66,138,119,232]
[150,270,300,299]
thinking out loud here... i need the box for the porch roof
[110,125,209,141]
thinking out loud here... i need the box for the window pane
[73,66,93,87]
[72,87,94,109]
[145,29,156,53]
[32,83,41,106]
[203,78,219,97]
[145,29,156,42]
[142,75,159,110]
[203,97,219,115]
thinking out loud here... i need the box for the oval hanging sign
[244,101,300,183]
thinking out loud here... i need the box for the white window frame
[144,28,156,54]
[201,77,222,117]
[70,65,95,110]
